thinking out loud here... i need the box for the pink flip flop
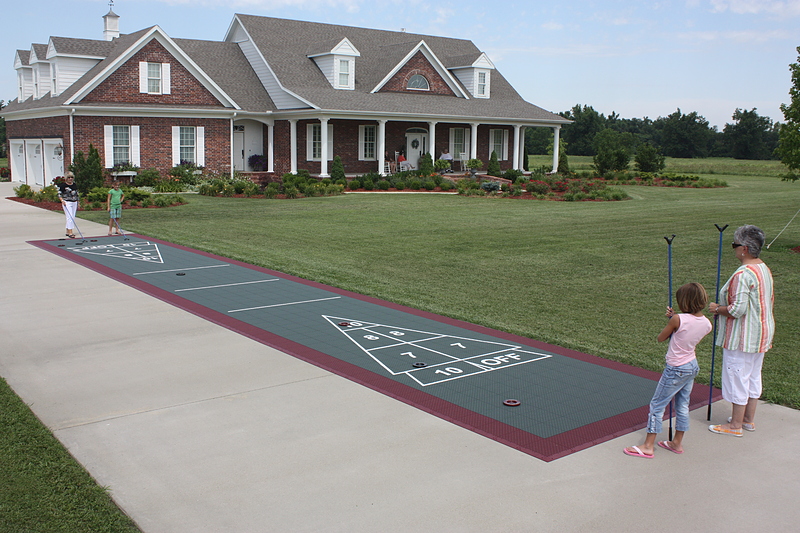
[623,445,654,459]
[658,440,683,454]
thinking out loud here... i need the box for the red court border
[31,234,723,461]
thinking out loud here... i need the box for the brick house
[2,8,569,187]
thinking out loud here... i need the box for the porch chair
[458,153,468,172]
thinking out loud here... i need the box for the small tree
[634,142,666,173]
[69,144,104,195]
[777,46,800,182]
[487,150,501,176]
[593,129,634,175]
[330,155,345,181]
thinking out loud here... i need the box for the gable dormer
[371,40,469,98]
[447,52,495,99]
[14,50,34,102]
[28,43,52,99]
[307,37,360,90]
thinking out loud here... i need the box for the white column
[320,117,329,177]
[470,122,478,159]
[552,126,561,174]
[378,119,387,176]
[428,121,437,157]
[266,120,275,173]
[512,124,521,171]
[289,119,298,174]
[518,126,526,170]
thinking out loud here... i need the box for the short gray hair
[734,225,765,258]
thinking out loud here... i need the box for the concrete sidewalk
[1,182,797,533]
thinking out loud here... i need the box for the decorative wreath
[411,139,420,149]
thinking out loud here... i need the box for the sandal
[67,234,76,238]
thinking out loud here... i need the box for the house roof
[4,14,567,125]
[232,14,566,123]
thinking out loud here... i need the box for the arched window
[407,74,430,90]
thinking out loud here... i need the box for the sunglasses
[732,242,744,249]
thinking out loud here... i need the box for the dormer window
[477,71,487,96]
[407,74,429,91]
[475,69,490,98]
[338,59,350,87]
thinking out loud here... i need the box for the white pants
[721,348,765,405]
[63,201,78,230]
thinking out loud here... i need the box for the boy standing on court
[107,181,125,236]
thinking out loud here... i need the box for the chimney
[103,8,120,41]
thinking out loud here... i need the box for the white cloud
[541,21,564,31]
[709,0,800,16]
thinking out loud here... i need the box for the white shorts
[721,348,765,405]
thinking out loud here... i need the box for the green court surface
[32,234,719,461]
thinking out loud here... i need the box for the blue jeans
[646,359,700,434]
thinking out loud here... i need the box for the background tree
[592,129,635,174]
[723,108,777,160]
[525,127,553,155]
[69,144,104,194]
[658,109,713,158]
[560,104,605,155]
[634,142,665,173]
[777,46,800,181]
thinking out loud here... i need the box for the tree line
[527,105,780,160]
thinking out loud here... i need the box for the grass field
[3,158,799,531]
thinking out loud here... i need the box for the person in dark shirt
[56,171,80,238]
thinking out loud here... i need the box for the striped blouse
[715,263,775,354]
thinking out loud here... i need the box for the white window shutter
[465,129,471,159]
[131,126,141,166]
[327,124,334,161]
[172,126,180,166]
[503,129,509,161]
[139,62,148,93]
[449,128,455,157]
[306,124,314,161]
[358,125,365,160]
[162,63,171,95]
[104,125,114,168]
[196,127,205,167]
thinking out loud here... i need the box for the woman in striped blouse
[708,225,775,437]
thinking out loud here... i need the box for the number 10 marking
[434,367,464,376]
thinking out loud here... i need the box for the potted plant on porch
[465,158,483,177]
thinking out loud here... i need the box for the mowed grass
[80,171,800,408]
[529,154,788,177]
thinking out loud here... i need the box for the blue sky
[3,0,798,129]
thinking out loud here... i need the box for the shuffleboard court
[31,234,721,461]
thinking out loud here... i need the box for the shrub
[394,180,406,191]
[70,144,104,195]
[128,200,138,207]
[134,168,161,187]
[125,188,152,203]
[440,180,454,191]
[90,201,103,210]
[153,195,171,207]
[362,178,375,191]
[242,181,260,197]
[154,178,184,193]
[527,180,550,195]
[86,187,109,203]
[487,151,501,176]
[635,142,666,173]
[593,129,634,175]
[377,179,391,190]
[169,162,202,185]
[330,155,346,181]
[14,184,34,199]
[408,179,422,190]
[418,153,434,176]
[264,183,280,199]
[348,179,361,190]
[503,168,524,182]
[480,181,501,193]
[283,185,299,199]
[422,179,436,191]
[141,198,153,208]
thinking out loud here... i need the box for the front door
[405,133,427,170]
[233,131,245,171]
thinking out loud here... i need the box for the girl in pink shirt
[624,282,712,458]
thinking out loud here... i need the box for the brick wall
[83,40,223,107]
[379,51,457,96]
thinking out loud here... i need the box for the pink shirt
[666,313,712,367]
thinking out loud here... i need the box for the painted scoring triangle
[72,241,164,263]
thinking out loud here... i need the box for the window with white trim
[449,127,471,160]
[359,125,376,160]
[407,74,430,91]
[50,63,57,96]
[113,126,131,166]
[307,123,334,161]
[338,59,350,87]
[33,69,39,99]
[18,72,23,101]
[171,126,204,166]
[489,129,508,161]
[139,62,171,94]
[475,69,490,98]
